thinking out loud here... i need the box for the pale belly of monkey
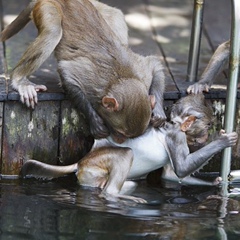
[107,127,169,180]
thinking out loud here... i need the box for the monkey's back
[55,0,118,61]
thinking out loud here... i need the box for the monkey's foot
[99,192,147,203]
[117,195,147,204]
[187,83,209,94]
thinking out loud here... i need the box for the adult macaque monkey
[0,0,166,141]
[20,94,238,203]
[187,40,231,94]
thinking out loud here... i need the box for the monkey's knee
[77,167,108,189]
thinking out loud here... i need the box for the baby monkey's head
[171,94,215,152]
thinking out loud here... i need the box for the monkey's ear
[181,115,196,132]
[149,95,156,109]
[102,96,119,111]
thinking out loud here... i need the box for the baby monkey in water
[20,94,238,203]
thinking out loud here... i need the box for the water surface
[0,175,240,240]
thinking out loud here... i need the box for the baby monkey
[20,94,238,203]
[0,0,166,141]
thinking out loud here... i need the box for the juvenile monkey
[0,0,166,141]
[20,94,238,203]
[187,40,231,94]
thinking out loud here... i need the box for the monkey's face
[105,110,151,144]
[99,91,152,143]
[185,120,210,152]
[171,94,215,152]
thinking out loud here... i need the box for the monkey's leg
[161,164,222,186]
[61,83,109,138]
[11,1,63,108]
[77,147,147,203]
[187,41,230,94]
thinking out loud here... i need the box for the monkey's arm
[165,127,238,178]
[11,1,63,108]
[149,57,166,127]
[62,83,109,138]
[187,41,230,94]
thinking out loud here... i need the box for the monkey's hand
[151,106,167,128]
[12,77,47,109]
[187,83,210,94]
[89,111,110,139]
[217,129,238,147]
[212,176,222,185]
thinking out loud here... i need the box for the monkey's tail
[0,1,37,41]
[20,159,78,180]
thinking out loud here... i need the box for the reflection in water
[0,175,240,240]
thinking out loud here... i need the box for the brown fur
[1,0,166,140]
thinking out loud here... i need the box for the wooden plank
[102,0,178,95]
[103,0,166,56]
[1,101,60,175]
[204,0,230,50]
[2,0,62,96]
[203,0,233,88]
[59,101,93,165]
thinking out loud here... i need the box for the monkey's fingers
[35,85,47,92]
[18,86,36,108]
[222,132,238,146]
[212,176,222,185]
[229,132,238,145]
[32,85,47,108]
[219,129,226,135]
[118,195,147,203]
[187,83,209,94]
[132,197,147,204]
[18,84,47,108]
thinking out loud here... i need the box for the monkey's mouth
[187,132,209,151]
